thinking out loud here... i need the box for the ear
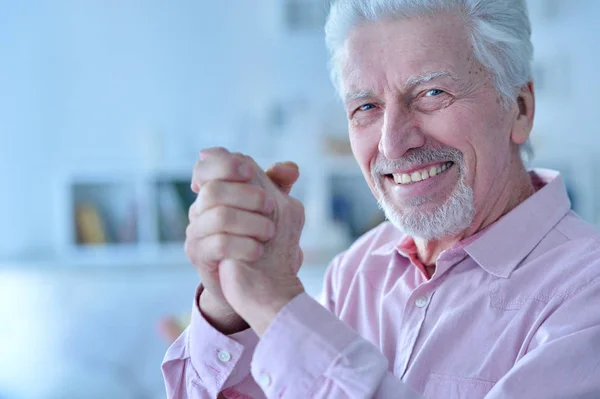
[510,81,535,145]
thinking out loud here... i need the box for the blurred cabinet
[56,168,195,266]
[55,153,385,268]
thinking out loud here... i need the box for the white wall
[0,2,60,259]
[528,0,600,222]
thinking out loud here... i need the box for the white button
[258,372,271,388]
[218,350,232,362]
[415,296,429,308]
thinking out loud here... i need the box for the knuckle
[193,158,203,173]
[188,202,197,221]
[215,206,234,225]
[214,235,229,259]
[185,223,194,239]
[189,197,204,218]
[184,238,196,262]
[202,146,228,157]
[252,187,267,208]
[201,180,220,203]
[227,158,243,175]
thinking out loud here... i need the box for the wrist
[199,290,249,335]
[236,279,305,337]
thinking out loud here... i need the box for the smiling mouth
[385,162,454,185]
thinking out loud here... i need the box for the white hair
[325,0,535,160]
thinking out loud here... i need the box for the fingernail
[264,198,274,213]
[239,163,253,178]
[281,161,298,170]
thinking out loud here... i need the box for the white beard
[372,149,475,240]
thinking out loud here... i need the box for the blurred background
[1,0,599,398]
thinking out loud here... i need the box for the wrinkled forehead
[339,16,478,97]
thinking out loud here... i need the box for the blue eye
[359,103,376,111]
[425,89,445,97]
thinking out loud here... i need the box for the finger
[199,147,230,159]
[187,206,275,241]
[191,181,274,216]
[191,154,254,194]
[189,234,264,263]
[265,162,300,194]
[193,147,232,192]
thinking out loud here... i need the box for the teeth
[391,162,452,185]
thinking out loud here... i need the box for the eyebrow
[344,70,454,103]
[344,89,376,102]
[405,70,453,88]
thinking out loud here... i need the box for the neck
[414,157,535,266]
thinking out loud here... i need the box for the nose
[378,105,426,160]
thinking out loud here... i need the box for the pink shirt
[162,169,600,398]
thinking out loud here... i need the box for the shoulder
[554,210,600,245]
[520,210,600,298]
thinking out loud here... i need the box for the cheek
[436,105,511,197]
[418,108,480,182]
[349,127,381,195]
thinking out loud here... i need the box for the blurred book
[75,203,108,244]
[157,183,188,242]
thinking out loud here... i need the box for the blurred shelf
[51,153,367,271]
[324,155,362,176]
[0,243,336,271]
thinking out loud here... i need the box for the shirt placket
[395,284,436,378]
[394,252,464,378]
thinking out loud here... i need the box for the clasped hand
[185,147,305,336]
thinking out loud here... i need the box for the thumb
[266,161,300,194]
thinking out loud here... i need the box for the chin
[378,180,475,240]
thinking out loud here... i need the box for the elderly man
[162,0,600,397]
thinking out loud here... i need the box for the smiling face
[340,15,528,239]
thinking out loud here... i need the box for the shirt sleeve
[161,286,265,399]
[250,253,422,398]
[485,277,600,398]
[250,293,422,398]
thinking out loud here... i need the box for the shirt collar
[463,168,571,278]
[369,169,571,278]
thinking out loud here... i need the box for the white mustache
[373,148,464,174]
